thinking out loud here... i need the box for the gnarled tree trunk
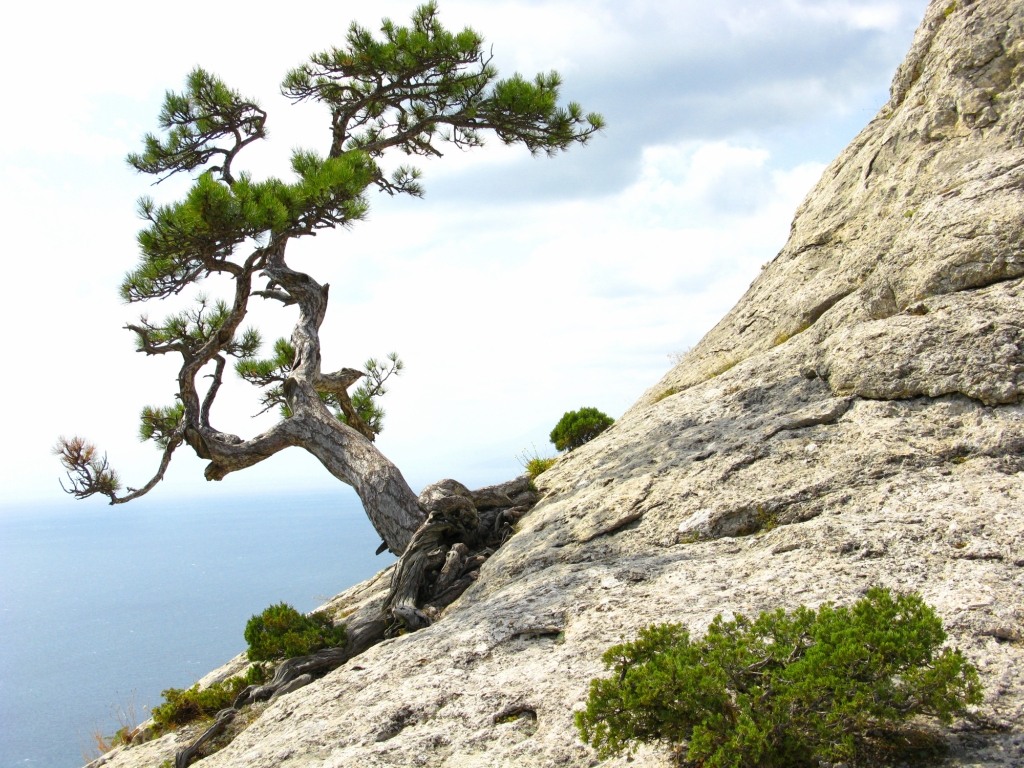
[181,253,427,555]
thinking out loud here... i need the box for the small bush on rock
[152,681,237,729]
[244,602,346,661]
[151,664,265,730]
[524,456,557,479]
[576,587,982,767]
[549,407,614,451]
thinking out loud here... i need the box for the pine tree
[56,3,602,562]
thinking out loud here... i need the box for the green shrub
[576,587,982,767]
[244,602,346,662]
[151,664,267,730]
[549,407,614,452]
[151,669,251,730]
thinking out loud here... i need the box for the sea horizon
[0,489,394,768]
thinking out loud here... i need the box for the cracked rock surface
[91,0,1024,766]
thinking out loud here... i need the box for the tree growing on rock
[56,4,601,607]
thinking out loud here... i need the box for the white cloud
[784,0,912,31]
[289,137,823,490]
[0,0,924,504]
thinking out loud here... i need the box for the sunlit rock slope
[91,0,1024,765]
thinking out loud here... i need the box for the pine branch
[127,68,267,185]
[280,1,604,182]
[54,434,182,504]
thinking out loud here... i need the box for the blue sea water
[0,490,394,768]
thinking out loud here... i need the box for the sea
[0,490,394,768]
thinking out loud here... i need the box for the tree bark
[285,382,425,555]
[176,253,427,555]
[184,385,424,555]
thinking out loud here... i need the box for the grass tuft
[518,445,557,479]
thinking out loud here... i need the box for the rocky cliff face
[92,0,1024,765]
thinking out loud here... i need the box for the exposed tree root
[172,476,539,767]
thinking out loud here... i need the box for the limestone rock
[91,1,1024,766]
[636,0,1024,407]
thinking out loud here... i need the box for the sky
[0,0,928,508]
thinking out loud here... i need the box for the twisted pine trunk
[168,249,426,554]
[185,358,426,555]
[283,381,425,554]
